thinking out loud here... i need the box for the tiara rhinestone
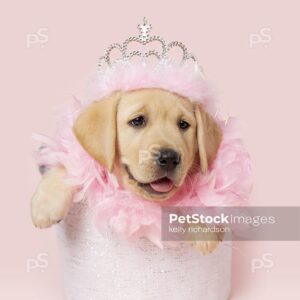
[98,18,203,73]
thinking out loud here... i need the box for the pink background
[1,0,299,298]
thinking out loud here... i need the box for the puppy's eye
[129,116,146,127]
[178,120,190,130]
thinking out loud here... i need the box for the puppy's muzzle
[156,148,181,171]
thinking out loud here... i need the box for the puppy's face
[73,88,222,201]
[116,89,197,200]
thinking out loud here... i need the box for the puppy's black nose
[156,149,181,171]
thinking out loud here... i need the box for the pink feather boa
[34,63,252,248]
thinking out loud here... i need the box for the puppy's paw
[193,240,220,255]
[31,191,68,228]
[31,167,73,228]
[188,223,224,255]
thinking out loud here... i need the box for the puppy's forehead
[118,88,194,116]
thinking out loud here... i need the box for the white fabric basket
[56,201,231,300]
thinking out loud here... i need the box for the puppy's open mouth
[140,177,174,194]
[124,165,174,195]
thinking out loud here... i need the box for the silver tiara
[98,18,202,72]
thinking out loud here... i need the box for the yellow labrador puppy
[31,88,222,253]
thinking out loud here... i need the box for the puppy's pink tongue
[150,178,173,193]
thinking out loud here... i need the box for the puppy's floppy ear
[195,105,222,174]
[73,92,121,172]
